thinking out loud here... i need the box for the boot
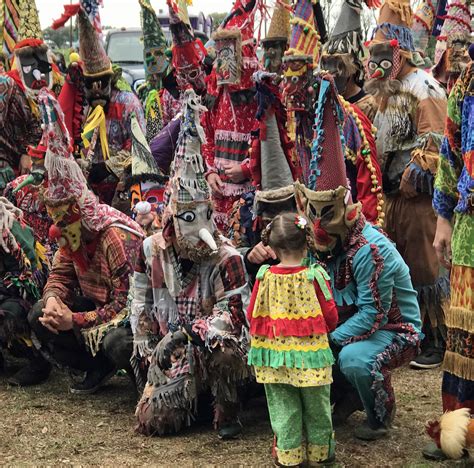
[8,358,51,386]
[410,346,444,369]
[353,420,389,441]
[69,363,116,395]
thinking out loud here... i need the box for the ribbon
[81,105,110,160]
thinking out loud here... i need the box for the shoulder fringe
[440,408,471,459]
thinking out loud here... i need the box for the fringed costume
[247,264,338,466]
[433,62,474,412]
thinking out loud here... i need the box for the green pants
[264,383,335,466]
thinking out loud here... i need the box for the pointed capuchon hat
[17,0,43,41]
[167,0,206,74]
[433,0,472,65]
[412,0,440,60]
[139,0,169,79]
[261,0,291,45]
[371,0,415,52]
[212,0,260,91]
[324,0,380,80]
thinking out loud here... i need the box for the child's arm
[246,279,261,324]
[314,279,339,332]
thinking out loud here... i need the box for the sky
[36,0,235,29]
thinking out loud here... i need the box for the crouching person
[18,90,144,393]
[132,89,250,440]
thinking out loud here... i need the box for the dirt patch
[0,363,466,466]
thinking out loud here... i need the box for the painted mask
[145,47,169,78]
[262,40,286,74]
[320,54,351,94]
[175,65,207,94]
[215,32,242,86]
[367,42,399,81]
[84,74,113,108]
[46,201,82,252]
[17,46,52,92]
[282,58,313,112]
[131,181,166,225]
[446,37,470,74]
[173,201,220,262]
[295,184,361,256]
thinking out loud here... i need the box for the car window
[107,32,144,63]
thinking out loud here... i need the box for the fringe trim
[215,130,251,143]
[248,346,334,369]
[445,307,474,334]
[443,351,474,381]
[386,0,413,26]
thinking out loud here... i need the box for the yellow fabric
[251,334,330,353]
[82,105,110,160]
[252,269,324,320]
[255,365,332,386]
[276,445,305,466]
[307,443,331,463]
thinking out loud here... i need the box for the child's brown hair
[261,212,310,254]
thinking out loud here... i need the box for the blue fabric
[329,223,422,345]
[371,23,415,51]
[433,188,457,221]
[442,372,474,406]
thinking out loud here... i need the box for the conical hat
[372,0,415,51]
[139,0,169,78]
[262,0,291,44]
[78,10,112,77]
[412,0,439,55]
[17,0,43,41]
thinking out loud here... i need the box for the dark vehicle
[104,12,212,92]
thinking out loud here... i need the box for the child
[247,212,338,467]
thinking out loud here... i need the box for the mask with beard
[295,183,361,259]
[16,43,53,93]
[446,38,470,74]
[84,74,113,109]
[172,201,221,262]
[320,54,353,95]
[262,39,286,74]
[365,42,403,98]
[282,57,313,112]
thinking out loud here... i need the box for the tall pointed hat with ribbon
[139,0,169,80]
[262,0,291,45]
[411,0,440,64]
[212,0,260,91]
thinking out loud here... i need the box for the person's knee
[338,345,372,382]
[27,301,45,333]
[102,326,133,369]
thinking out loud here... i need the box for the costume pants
[0,297,30,350]
[28,297,131,373]
[264,383,334,466]
[337,329,416,428]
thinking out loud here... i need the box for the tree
[209,12,227,31]
[43,26,78,49]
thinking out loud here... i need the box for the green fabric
[264,383,334,458]
[9,220,37,269]
[452,214,474,268]
[0,165,15,191]
[306,264,331,300]
[248,347,335,369]
[256,264,271,280]
[434,156,460,201]
[112,64,132,92]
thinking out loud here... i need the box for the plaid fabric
[43,226,142,329]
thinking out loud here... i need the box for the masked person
[320,0,379,122]
[432,0,472,93]
[295,74,421,441]
[202,0,261,232]
[366,0,449,369]
[261,0,290,76]
[0,197,47,385]
[17,90,145,391]
[132,89,250,440]
[53,5,146,207]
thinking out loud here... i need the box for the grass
[0,361,466,466]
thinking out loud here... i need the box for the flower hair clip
[295,215,308,230]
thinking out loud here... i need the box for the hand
[19,154,32,175]
[247,242,277,264]
[222,163,245,183]
[207,173,224,197]
[40,297,74,333]
[433,216,453,269]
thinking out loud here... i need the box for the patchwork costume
[247,263,338,465]
[433,60,474,412]
[133,90,250,437]
[294,75,422,437]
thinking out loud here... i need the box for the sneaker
[354,421,389,441]
[8,360,51,387]
[217,419,243,440]
[69,366,116,395]
[410,347,444,369]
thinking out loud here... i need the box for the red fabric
[352,104,383,223]
[172,40,206,70]
[250,315,328,338]
[58,73,84,143]
[14,39,45,50]
[52,4,81,30]
[6,69,25,92]
[314,278,339,332]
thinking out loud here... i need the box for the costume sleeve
[202,108,217,175]
[331,244,395,345]
[404,90,447,194]
[72,229,133,329]
[433,83,464,221]
[42,250,78,307]
[314,279,339,332]
[246,278,261,323]
[161,89,180,127]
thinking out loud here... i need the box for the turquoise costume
[327,220,422,428]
